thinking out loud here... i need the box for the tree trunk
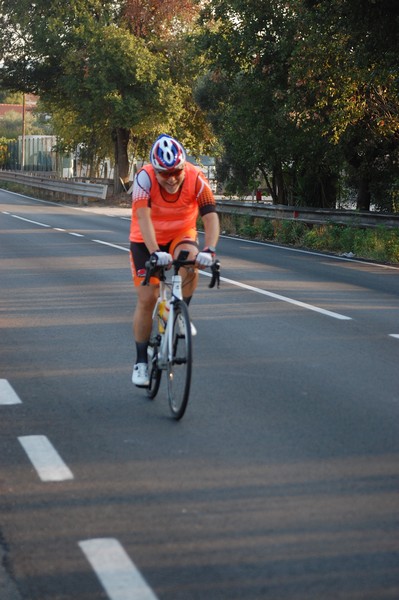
[320,172,338,208]
[113,127,130,193]
[273,163,287,205]
[356,176,371,211]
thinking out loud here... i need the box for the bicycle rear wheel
[167,300,192,420]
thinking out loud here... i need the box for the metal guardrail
[1,170,398,228]
[0,170,108,200]
[216,199,399,229]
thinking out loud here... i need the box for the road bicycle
[142,250,220,420]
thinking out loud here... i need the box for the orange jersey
[129,162,216,244]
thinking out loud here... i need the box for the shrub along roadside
[216,213,399,265]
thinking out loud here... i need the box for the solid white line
[0,204,359,318]
[0,379,22,405]
[18,435,74,482]
[10,214,51,227]
[216,275,352,320]
[92,239,129,252]
[219,233,399,270]
[79,538,158,600]
[389,334,399,339]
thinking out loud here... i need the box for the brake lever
[142,255,158,286]
[208,259,221,289]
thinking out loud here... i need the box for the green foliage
[218,213,399,263]
[195,0,399,211]
[0,110,22,139]
[0,136,12,167]
[1,0,398,207]
[0,0,212,180]
[0,106,53,139]
[0,92,23,103]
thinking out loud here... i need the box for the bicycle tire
[167,300,192,420]
[147,326,162,400]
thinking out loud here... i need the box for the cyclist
[130,134,220,387]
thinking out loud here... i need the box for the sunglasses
[157,168,185,179]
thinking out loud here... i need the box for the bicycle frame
[144,251,220,418]
[154,269,184,369]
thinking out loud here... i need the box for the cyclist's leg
[130,243,159,386]
[169,229,199,302]
[130,242,159,341]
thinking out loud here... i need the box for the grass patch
[217,213,399,264]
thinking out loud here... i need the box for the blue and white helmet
[150,134,186,172]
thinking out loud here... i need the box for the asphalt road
[1,188,399,600]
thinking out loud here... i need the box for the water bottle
[158,299,170,333]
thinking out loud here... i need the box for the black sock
[183,296,192,306]
[136,341,148,363]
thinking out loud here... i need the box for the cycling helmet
[150,134,186,172]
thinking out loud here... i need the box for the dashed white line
[10,214,51,227]
[92,239,129,252]
[389,334,399,339]
[0,379,22,405]
[18,435,74,482]
[4,208,352,319]
[68,232,85,237]
[79,538,158,600]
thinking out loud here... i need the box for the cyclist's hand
[150,251,172,266]
[196,247,216,268]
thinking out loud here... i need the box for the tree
[0,92,24,103]
[287,0,399,210]
[196,0,399,210]
[0,0,211,189]
[122,0,217,157]
[195,0,342,206]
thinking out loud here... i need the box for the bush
[215,212,399,263]
[214,211,399,263]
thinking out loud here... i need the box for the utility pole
[21,93,26,170]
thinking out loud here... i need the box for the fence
[216,199,399,229]
[0,169,398,227]
[4,136,60,171]
[0,170,107,201]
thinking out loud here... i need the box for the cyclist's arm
[132,169,160,254]
[195,173,220,251]
[202,212,220,250]
[136,206,160,254]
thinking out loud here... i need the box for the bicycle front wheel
[147,327,162,400]
[167,300,192,420]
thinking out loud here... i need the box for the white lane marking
[68,232,84,237]
[54,227,66,231]
[10,214,51,227]
[2,207,352,319]
[79,538,158,600]
[207,274,352,320]
[0,379,22,405]
[219,233,399,271]
[18,435,74,482]
[389,334,399,339]
[92,239,129,252]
